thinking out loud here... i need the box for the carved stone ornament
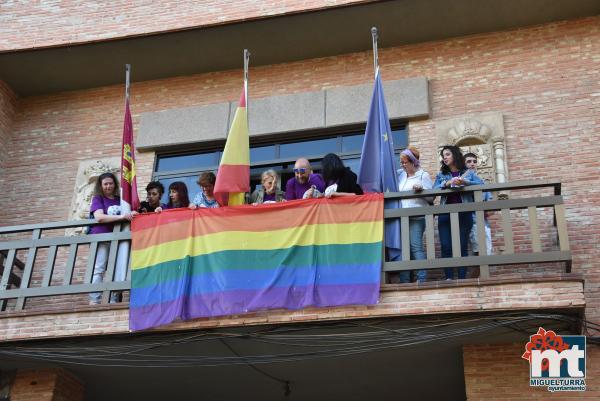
[435,112,508,184]
[67,158,120,236]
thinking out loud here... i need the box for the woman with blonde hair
[250,169,285,205]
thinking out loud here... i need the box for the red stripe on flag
[214,164,249,192]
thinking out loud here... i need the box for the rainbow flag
[129,194,383,331]
[213,87,249,206]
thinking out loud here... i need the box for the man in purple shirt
[285,158,326,200]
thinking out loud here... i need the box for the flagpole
[243,49,250,103]
[371,27,379,77]
[121,64,131,211]
[116,63,133,294]
[125,64,131,103]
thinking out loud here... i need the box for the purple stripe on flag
[129,283,379,331]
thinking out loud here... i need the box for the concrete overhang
[0,311,583,401]
[1,0,599,96]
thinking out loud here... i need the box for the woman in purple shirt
[88,172,136,305]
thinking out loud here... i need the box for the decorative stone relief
[435,112,508,184]
[67,158,120,235]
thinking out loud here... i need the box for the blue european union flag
[358,69,401,252]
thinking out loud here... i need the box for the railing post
[101,224,121,303]
[527,206,542,253]
[15,228,41,310]
[450,212,461,258]
[474,190,490,279]
[401,217,410,261]
[425,214,435,260]
[62,244,78,285]
[41,245,58,287]
[0,249,16,311]
[84,241,99,284]
[554,204,571,272]
[501,209,514,254]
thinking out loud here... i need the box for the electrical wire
[0,312,593,368]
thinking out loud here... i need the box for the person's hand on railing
[154,207,163,213]
[447,177,465,187]
[189,203,198,210]
[413,183,423,192]
[122,211,138,221]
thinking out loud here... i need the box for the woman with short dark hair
[138,181,166,213]
[190,172,220,209]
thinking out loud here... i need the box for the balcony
[0,180,584,341]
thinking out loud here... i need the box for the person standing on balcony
[285,158,325,200]
[321,153,363,197]
[395,146,433,283]
[464,153,493,257]
[434,145,484,280]
[156,181,192,212]
[251,169,285,205]
[88,172,137,305]
[190,172,220,209]
[138,181,166,213]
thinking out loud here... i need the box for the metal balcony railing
[383,179,571,278]
[0,180,571,312]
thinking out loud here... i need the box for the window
[152,126,407,204]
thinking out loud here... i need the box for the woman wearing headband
[395,146,433,283]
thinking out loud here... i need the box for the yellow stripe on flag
[220,107,249,166]
[131,220,383,270]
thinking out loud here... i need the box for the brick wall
[0,17,598,319]
[10,368,83,401]
[464,343,599,400]
[0,80,16,170]
[0,0,368,51]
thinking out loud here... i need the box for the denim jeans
[89,242,126,303]
[409,217,427,282]
[388,217,427,283]
[469,220,493,255]
[438,212,473,279]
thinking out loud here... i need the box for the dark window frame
[151,124,407,202]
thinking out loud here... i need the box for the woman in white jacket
[397,146,433,283]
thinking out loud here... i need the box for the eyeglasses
[293,168,307,174]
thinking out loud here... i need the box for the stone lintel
[137,77,430,150]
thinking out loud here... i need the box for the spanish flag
[213,85,249,206]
